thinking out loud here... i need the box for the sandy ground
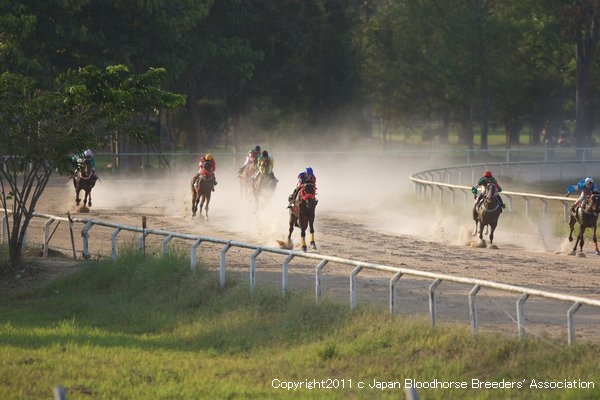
[10,153,600,344]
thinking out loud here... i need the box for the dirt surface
[8,154,600,343]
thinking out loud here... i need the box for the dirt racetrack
[18,153,600,343]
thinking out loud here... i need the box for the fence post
[315,259,328,304]
[516,293,529,339]
[81,220,93,259]
[469,285,481,334]
[429,278,442,327]
[567,302,582,346]
[390,271,403,315]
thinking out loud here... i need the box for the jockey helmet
[205,153,214,161]
[262,150,268,158]
[306,167,313,175]
[254,145,261,152]
[585,177,594,185]
[84,149,93,158]
[484,170,492,178]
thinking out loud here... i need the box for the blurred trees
[1,0,600,152]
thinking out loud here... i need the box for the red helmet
[484,170,492,178]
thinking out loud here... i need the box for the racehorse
[472,182,502,246]
[252,170,277,206]
[73,159,96,208]
[281,183,317,252]
[568,192,600,255]
[191,170,215,221]
[238,162,256,198]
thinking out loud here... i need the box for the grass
[0,252,599,399]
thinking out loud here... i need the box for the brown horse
[73,159,96,208]
[252,170,277,206]
[568,193,600,255]
[282,183,317,252]
[472,182,502,245]
[238,162,256,198]
[191,172,214,221]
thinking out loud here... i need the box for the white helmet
[585,177,594,185]
[84,149,93,157]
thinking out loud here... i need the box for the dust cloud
[45,150,568,255]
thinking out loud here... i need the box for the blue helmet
[306,167,313,175]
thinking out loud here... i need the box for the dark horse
[472,182,502,245]
[73,159,96,208]
[568,192,600,255]
[282,182,317,252]
[191,170,215,221]
[238,162,256,198]
[252,171,277,206]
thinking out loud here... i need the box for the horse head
[485,182,497,200]
[78,159,93,178]
[298,183,317,208]
[586,193,600,215]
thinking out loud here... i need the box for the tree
[560,1,600,147]
[0,65,185,271]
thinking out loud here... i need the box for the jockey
[83,149,96,172]
[255,150,277,181]
[471,169,505,211]
[194,153,217,190]
[238,145,261,176]
[71,149,98,183]
[570,176,598,210]
[288,167,317,208]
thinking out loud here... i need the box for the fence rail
[3,210,600,345]
[408,160,600,222]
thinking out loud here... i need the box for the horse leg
[75,188,81,206]
[86,190,92,207]
[489,223,496,245]
[568,215,576,242]
[576,226,586,253]
[300,220,308,252]
[204,197,210,221]
[199,196,206,218]
[287,215,296,248]
[308,216,316,250]
[594,225,600,255]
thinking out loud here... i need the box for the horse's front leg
[287,216,295,249]
[568,215,576,242]
[203,199,210,222]
[86,190,92,207]
[575,227,586,253]
[75,188,81,206]
[593,226,599,255]
[308,217,316,250]
[489,223,496,245]
[300,226,307,252]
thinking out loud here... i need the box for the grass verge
[0,252,599,399]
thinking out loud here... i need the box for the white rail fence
[3,210,600,345]
[408,160,600,222]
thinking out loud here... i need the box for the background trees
[1,0,600,152]
[0,66,184,270]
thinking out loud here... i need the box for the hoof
[276,240,293,250]
[311,242,317,250]
[578,252,587,258]
[302,246,307,252]
[569,250,576,256]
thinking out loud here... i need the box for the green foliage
[0,66,185,270]
[0,254,599,399]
